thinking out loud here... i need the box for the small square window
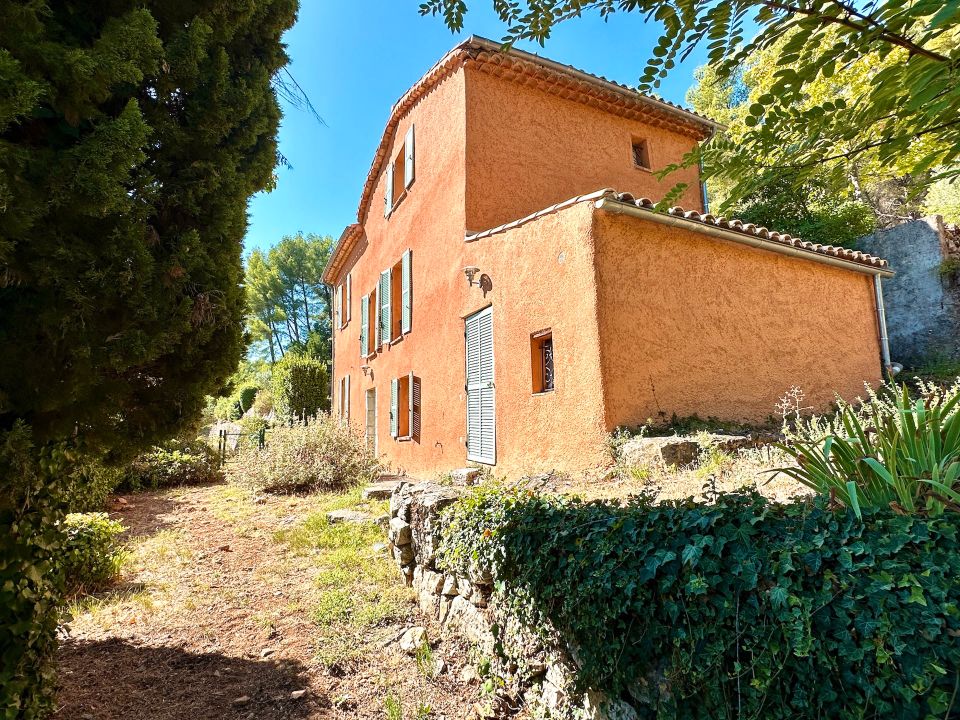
[531,330,554,394]
[632,139,651,169]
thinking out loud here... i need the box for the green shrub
[438,489,960,719]
[214,394,241,421]
[237,383,259,414]
[231,414,380,493]
[60,513,126,594]
[120,438,223,491]
[271,355,329,423]
[775,381,960,517]
[252,387,274,417]
[1,424,64,718]
[62,461,124,512]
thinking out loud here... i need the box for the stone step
[363,475,408,500]
[326,509,388,527]
[363,480,400,500]
[448,467,481,485]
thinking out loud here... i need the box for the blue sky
[245,1,713,254]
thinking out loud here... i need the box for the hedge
[0,425,63,718]
[118,438,222,491]
[271,355,329,422]
[437,489,960,719]
[60,513,126,594]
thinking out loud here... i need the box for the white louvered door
[465,307,495,465]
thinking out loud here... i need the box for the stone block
[620,433,762,469]
[441,574,459,597]
[388,517,412,545]
[364,477,403,500]
[326,509,373,525]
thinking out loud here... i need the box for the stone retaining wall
[858,216,960,366]
[386,480,636,720]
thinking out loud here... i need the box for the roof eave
[594,196,894,277]
[464,35,724,135]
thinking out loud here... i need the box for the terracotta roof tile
[609,192,890,271]
[464,189,892,275]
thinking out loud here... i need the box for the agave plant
[773,381,960,518]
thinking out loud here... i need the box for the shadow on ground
[55,638,323,719]
[109,482,226,538]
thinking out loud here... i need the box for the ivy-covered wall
[431,487,960,720]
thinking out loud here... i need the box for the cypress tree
[0,1,297,713]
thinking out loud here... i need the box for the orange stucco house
[322,36,894,478]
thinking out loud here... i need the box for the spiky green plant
[773,381,960,518]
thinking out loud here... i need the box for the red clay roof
[465,189,892,275]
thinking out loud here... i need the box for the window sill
[387,189,409,217]
[397,435,412,442]
[389,336,403,346]
[633,164,653,173]
[532,389,555,397]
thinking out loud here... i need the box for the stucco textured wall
[857,218,960,367]
[461,203,610,476]
[463,66,704,233]
[592,212,884,426]
[332,69,470,478]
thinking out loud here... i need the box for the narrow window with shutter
[360,294,369,357]
[465,307,496,464]
[390,377,399,438]
[401,249,411,334]
[411,375,421,441]
[344,375,350,422]
[334,285,341,328]
[346,273,352,323]
[371,286,379,350]
[379,270,391,344]
[404,125,415,189]
[384,162,394,217]
[407,371,415,440]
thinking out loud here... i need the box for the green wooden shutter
[346,273,351,323]
[404,125,415,188]
[379,270,391,344]
[407,372,415,440]
[390,377,399,438]
[401,249,411,334]
[384,162,394,217]
[334,285,341,327]
[360,294,369,357]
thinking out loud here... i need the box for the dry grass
[56,483,479,720]
[551,440,810,504]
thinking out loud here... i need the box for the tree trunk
[300,282,311,333]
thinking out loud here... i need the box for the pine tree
[0,1,297,713]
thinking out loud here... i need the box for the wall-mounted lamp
[361,365,371,377]
[464,266,480,286]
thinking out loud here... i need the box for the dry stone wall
[386,480,637,720]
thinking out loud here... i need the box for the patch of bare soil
[55,484,478,720]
